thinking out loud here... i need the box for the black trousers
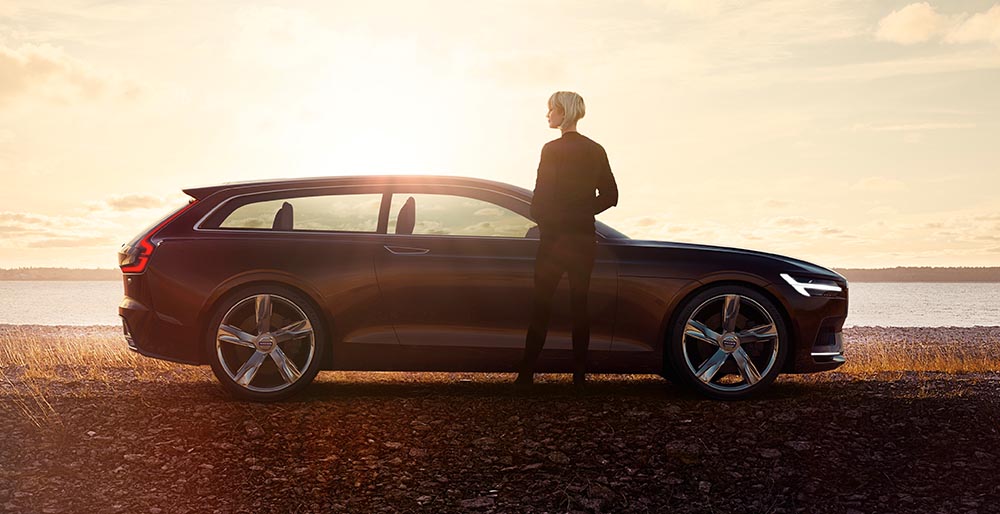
[519,231,597,374]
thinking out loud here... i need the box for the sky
[1,0,998,269]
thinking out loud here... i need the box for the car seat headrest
[396,197,416,235]
[272,201,293,231]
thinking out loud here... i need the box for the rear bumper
[119,296,201,365]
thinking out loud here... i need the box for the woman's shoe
[514,367,534,389]
[572,371,586,392]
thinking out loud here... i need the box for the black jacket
[530,131,618,235]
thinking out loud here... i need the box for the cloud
[876,2,948,45]
[0,211,57,227]
[103,194,171,212]
[850,176,908,192]
[0,225,41,235]
[473,207,503,217]
[0,208,143,251]
[83,193,187,214]
[877,3,1000,47]
[946,5,1000,45]
[0,42,109,103]
[851,122,976,132]
[768,216,816,227]
[27,236,117,248]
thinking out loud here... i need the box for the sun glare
[233,33,472,178]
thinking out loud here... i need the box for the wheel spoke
[732,347,762,385]
[273,319,313,344]
[737,323,777,345]
[271,346,303,384]
[684,319,721,346]
[233,350,267,387]
[722,294,740,333]
[218,324,256,348]
[695,349,729,384]
[255,294,272,335]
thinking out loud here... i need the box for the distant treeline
[833,267,1000,283]
[0,268,120,281]
[1,266,999,282]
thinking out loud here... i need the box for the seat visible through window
[395,196,415,235]
[272,201,293,230]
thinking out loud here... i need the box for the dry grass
[0,325,208,427]
[2,325,998,426]
[838,326,1000,374]
[0,325,207,383]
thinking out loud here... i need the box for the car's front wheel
[667,285,788,400]
[206,285,325,401]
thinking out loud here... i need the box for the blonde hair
[548,91,585,129]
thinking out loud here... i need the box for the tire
[667,285,788,400]
[206,284,326,401]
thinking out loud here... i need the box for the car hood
[619,239,846,281]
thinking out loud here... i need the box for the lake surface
[0,281,997,327]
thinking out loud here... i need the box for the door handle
[384,245,430,255]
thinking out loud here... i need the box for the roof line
[181,175,532,201]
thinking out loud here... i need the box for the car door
[197,185,399,368]
[373,185,617,372]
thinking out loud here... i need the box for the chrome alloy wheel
[681,294,780,393]
[215,294,316,393]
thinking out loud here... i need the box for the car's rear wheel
[667,285,787,400]
[206,285,325,401]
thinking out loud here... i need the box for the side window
[386,193,536,238]
[218,193,382,233]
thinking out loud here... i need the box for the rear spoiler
[182,185,231,201]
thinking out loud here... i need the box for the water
[844,282,1000,327]
[0,281,125,326]
[0,280,997,327]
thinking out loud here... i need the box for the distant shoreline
[0,268,122,281]
[833,267,1000,283]
[2,266,1000,282]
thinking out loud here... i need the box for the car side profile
[118,175,848,400]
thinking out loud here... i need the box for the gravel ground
[1,326,999,514]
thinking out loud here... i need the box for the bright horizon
[1,0,999,269]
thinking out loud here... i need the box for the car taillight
[119,199,199,274]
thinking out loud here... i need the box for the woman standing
[515,91,618,391]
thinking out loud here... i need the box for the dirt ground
[1,326,999,514]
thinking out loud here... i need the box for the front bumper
[767,282,848,374]
[796,314,847,372]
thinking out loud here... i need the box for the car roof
[182,174,533,202]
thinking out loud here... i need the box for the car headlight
[780,273,844,297]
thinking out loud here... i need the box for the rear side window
[218,193,383,233]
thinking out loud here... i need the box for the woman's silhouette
[515,91,618,390]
